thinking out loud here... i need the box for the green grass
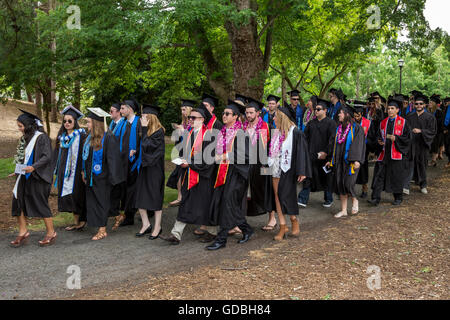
[0,157,15,179]
[163,171,178,208]
[26,212,74,232]
[165,143,175,161]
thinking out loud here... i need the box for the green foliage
[0,157,15,179]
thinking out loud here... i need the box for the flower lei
[14,136,26,164]
[269,129,286,158]
[216,120,242,155]
[303,108,315,125]
[243,117,264,146]
[336,123,351,144]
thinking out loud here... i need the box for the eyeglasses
[188,116,203,120]
[63,119,73,124]
[222,112,234,116]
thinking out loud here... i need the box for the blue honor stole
[331,123,356,175]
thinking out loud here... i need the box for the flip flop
[261,223,277,231]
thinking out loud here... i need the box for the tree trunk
[225,0,265,100]
[42,87,52,135]
[74,80,81,110]
[35,89,43,119]
[50,79,57,122]
[13,85,21,100]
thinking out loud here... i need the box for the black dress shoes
[392,199,402,205]
[149,227,162,240]
[367,199,380,206]
[135,225,152,237]
[162,234,180,245]
[206,241,226,250]
[237,231,253,244]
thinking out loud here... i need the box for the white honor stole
[280,126,295,173]
[13,131,43,199]
[61,134,80,197]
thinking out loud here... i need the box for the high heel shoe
[39,232,57,247]
[274,225,289,241]
[10,231,30,247]
[148,227,162,240]
[290,219,300,237]
[136,225,152,237]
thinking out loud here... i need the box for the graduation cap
[142,103,161,116]
[123,99,140,113]
[316,98,330,109]
[430,94,441,104]
[288,89,300,97]
[246,97,264,111]
[235,94,248,105]
[353,105,364,115]
[110,102,122,112]
[61,105,84,121]
[202,93,219,108]
[224,100,243,116]
[278,106,296,122]
[194,103,212,124]
[87,107,110,131]
[387,97,403,109]
[181,99,196,108]
[341,105,354,117]
[17,108,44,127]
[352,100,366,107]
[444,97,450,103]
[267,94,280,103]
[370,91,381,97]
[410,90,422,97]
[402,94,409,101]
[414,94,429,104]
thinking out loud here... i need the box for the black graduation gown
[277,128,312,215]
[177,129,215,225]
[84,132,125,227]
[371,118,412,195]
[12,133,53,218]
[303,117,336,192]
[121,117,142,214]
[53,132,87,218]
[245,124,275,216]
[166,128,190,189]
[356,120,378,185]
[135,128,165,211]
[209,130,250,229]
[405,111,436,187]
[331,124,366,197]
[430,108,445,153]
[444,105,450,159]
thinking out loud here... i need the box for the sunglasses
[188,116,203,120]
[222,112,234,116]
[63,119,73,124]
[291,98,300,101]
[415,102,424,105]
[315,108,323,111]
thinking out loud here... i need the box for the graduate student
[404,94,437,194]
[352,102,377,199]
[82,108,125,240]
[287,90,306,130]
[202,93,223,131]
[108,102,128,229]
[327,106,366,218]
[53,106,87,231]
[11,110,55,247]
[243,97,276,226]
[297,98,336,208]
[206,101,252,250]
[268,106,311,240]
[166,99,195,207]
[163,104,216,245]
[118,99,142,227]
[368,98,412,206]
[134,104,165,240]
[327,88,344,122]
[429,95,444,166]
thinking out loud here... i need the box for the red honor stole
[186,125,207,190]
[361,117,371,138]
[260,120,270,148]
[214,132,238,189]
[207,115,217,131]
[377,116,405,161]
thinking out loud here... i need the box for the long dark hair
[56,115,80,140]
[17,116,39,143]
[339,108,354,129]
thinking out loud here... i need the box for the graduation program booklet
[172,158,184,166]
[15,164,27,175]
[323,165,332,174]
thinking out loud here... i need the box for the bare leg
[43,217,55,237]
[177,178,182,201]
[340,195,348,213]
[138,208,151,233]
[151,210,162,237]
[272,178,286,225]
[17,214,27,235]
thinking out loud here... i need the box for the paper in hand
[172,158,184,166]
[323,165,331,174]
[15,164,27,175]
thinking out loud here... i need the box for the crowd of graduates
[8,88,450,250]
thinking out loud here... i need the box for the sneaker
[420,188,428,194]
[322,201,333,208]
[297,201,307,208]
[403,188,410,195]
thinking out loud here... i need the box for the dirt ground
[66,170,449,300]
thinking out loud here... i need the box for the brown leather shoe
[10,231,30,247]
[274,225,289,241]
[162,234,180,245]
[290,218,300,237]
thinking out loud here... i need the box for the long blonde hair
[145,113,165,136]
[276,109,295,137]
[91,119,106,150]
[181,106,193,127]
